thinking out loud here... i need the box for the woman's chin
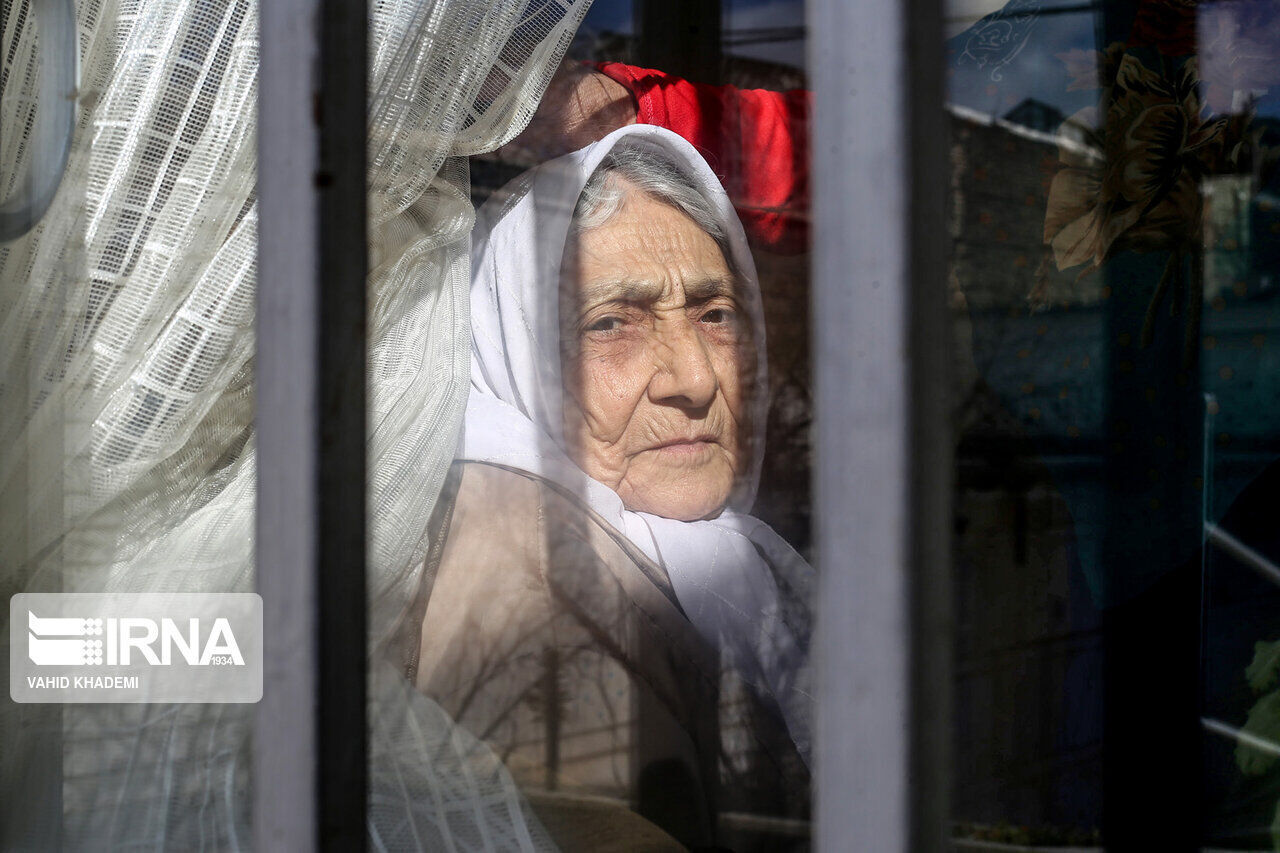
[617,476,733,522]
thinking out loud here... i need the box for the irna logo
[11,592,262,703]
[27,611,245,667]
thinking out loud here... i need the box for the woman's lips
[646,437,718,457]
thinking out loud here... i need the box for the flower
[1043,52,1235,278]
[1040,47,1269,359]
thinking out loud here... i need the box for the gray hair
[570,144,739,278]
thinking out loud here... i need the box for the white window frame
[810,0,952,848]
[256,0,368,847]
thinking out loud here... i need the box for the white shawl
[464,124,813,758]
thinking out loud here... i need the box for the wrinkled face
[560,181,753,521]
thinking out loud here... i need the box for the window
[6,0,1279,849]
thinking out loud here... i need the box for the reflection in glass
[947,0,1280,846]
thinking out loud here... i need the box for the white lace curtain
[0,0,591,848]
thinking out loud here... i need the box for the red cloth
[594,61,811,254]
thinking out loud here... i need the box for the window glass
[1,0,261,846]
[451,0,816,848]
[947,0,1280,846]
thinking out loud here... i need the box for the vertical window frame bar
[255,0,368,848]
[809,0,952,849]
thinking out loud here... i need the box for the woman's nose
[647,320,719,409]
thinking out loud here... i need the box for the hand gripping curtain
[0,0,592,849]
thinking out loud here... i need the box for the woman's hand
[496,61,637,164]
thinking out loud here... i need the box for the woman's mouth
[647,437,718,458]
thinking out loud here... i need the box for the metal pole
[809,0,951,847]
[256,0,368,846]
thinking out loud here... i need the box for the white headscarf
[464,124,813,759]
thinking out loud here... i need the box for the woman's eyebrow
[578,276,737,306]
[578,278,663,305]
[683,277,737,301]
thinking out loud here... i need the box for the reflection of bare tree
[413,462,703,802]
[407,462,809,848]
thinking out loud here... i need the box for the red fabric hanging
[594,61,811,254]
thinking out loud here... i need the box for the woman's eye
[585,316,623,333]
[699,308,735,325]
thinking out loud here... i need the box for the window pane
[1,0,260,845]
[948,0,1280,846]
[450,0,816,848]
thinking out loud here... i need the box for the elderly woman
[398,125,812,850]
